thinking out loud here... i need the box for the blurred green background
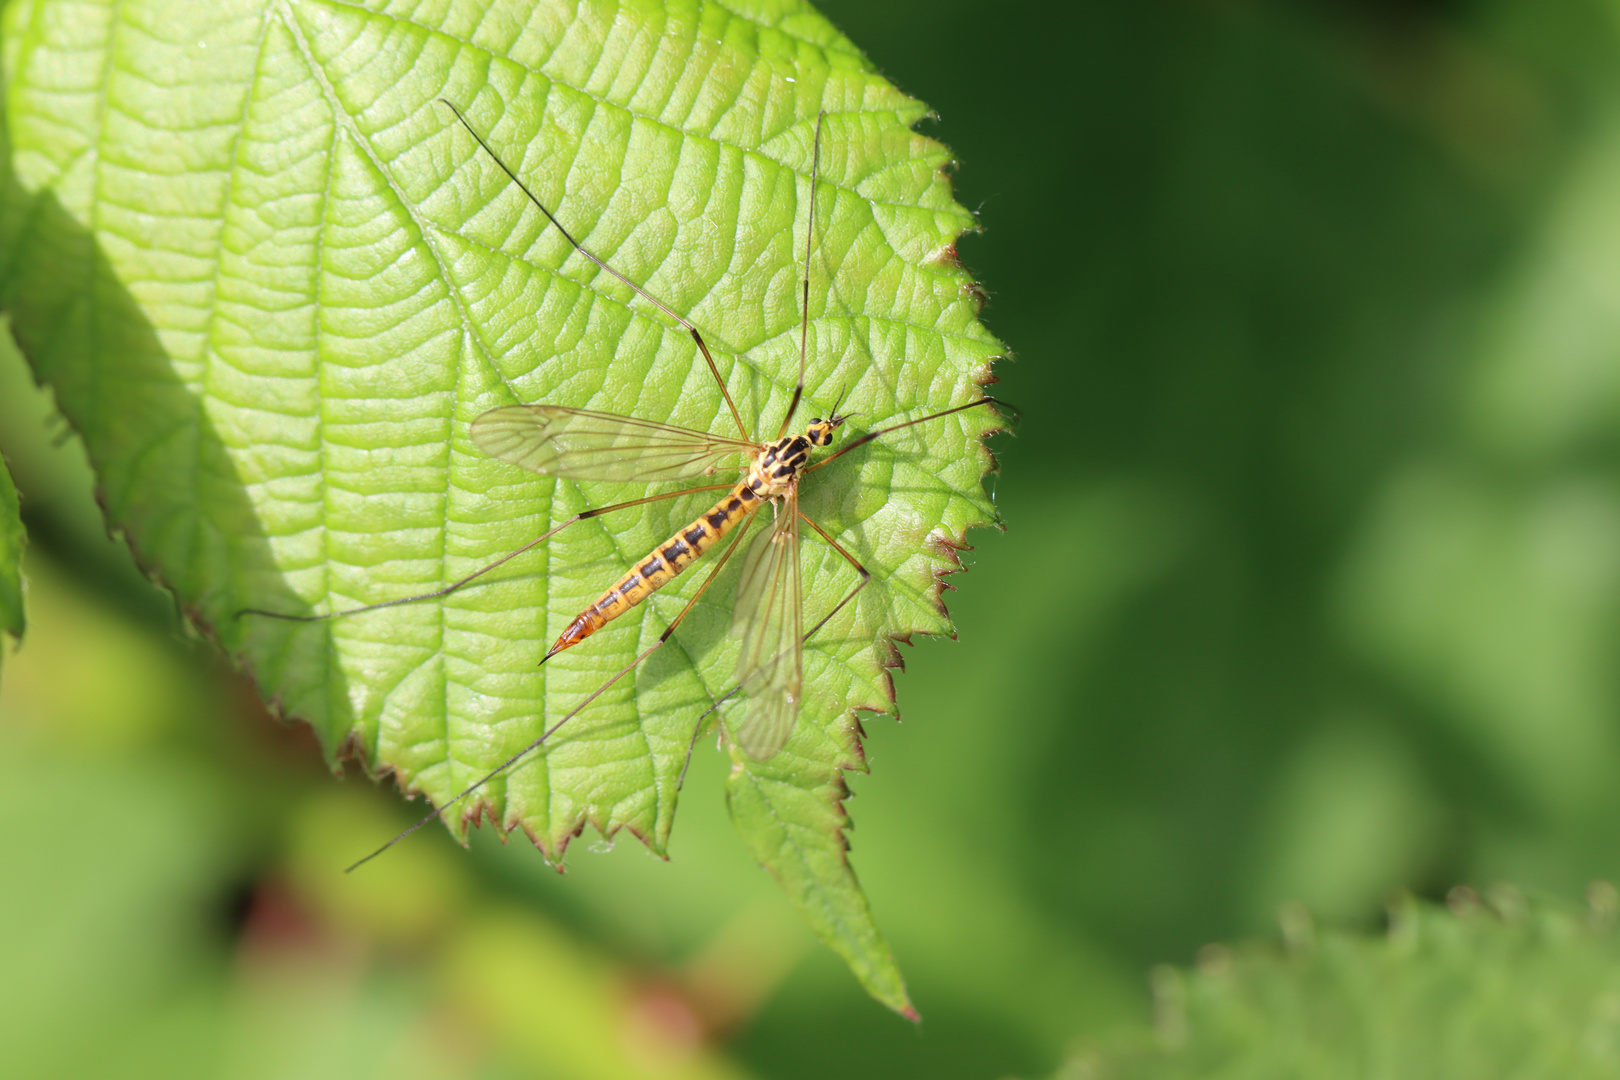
[7,0,1620,1076]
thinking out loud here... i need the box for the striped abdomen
[543,479,763,660]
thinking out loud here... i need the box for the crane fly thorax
[745,414,848,499]
[749,434,813,498]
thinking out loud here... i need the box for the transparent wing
[730,489,803,759]
[471,405,756,482]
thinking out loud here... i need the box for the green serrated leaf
[727,737,915,1016]
[0,0,1001,1006]
[1075,892,1620,1079]
[0,455,23,650]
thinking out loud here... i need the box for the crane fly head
[806,387,855,447]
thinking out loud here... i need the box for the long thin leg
[439,99,750,442]
[806,396,1009,474]
[677,508,870,789]
[777,111,827,440]
[344,509,759,873]
[237,481,737,622]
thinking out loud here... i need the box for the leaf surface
[0,0,1002,1011]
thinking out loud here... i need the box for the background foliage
[1085,891,1620,1079]
[8,0,1620,1077]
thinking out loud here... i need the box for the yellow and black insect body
[544,419,844,660]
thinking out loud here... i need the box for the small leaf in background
[1069,891,1620,1080]
[0,0,1002,1008]
[0,456,22,656]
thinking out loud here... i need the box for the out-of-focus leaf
[1339,114,1620,825]
[1068,891,1620,1079]
[0,0,1001,1010]
[1,554,769,1080]
[0,456,21,653]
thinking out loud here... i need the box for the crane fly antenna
[437,99,749,441]
[778,110,826,440]
[823,384,853,423]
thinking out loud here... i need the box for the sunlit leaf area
[8,0,1620,1076]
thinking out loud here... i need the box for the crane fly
[241,100,1005,866]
